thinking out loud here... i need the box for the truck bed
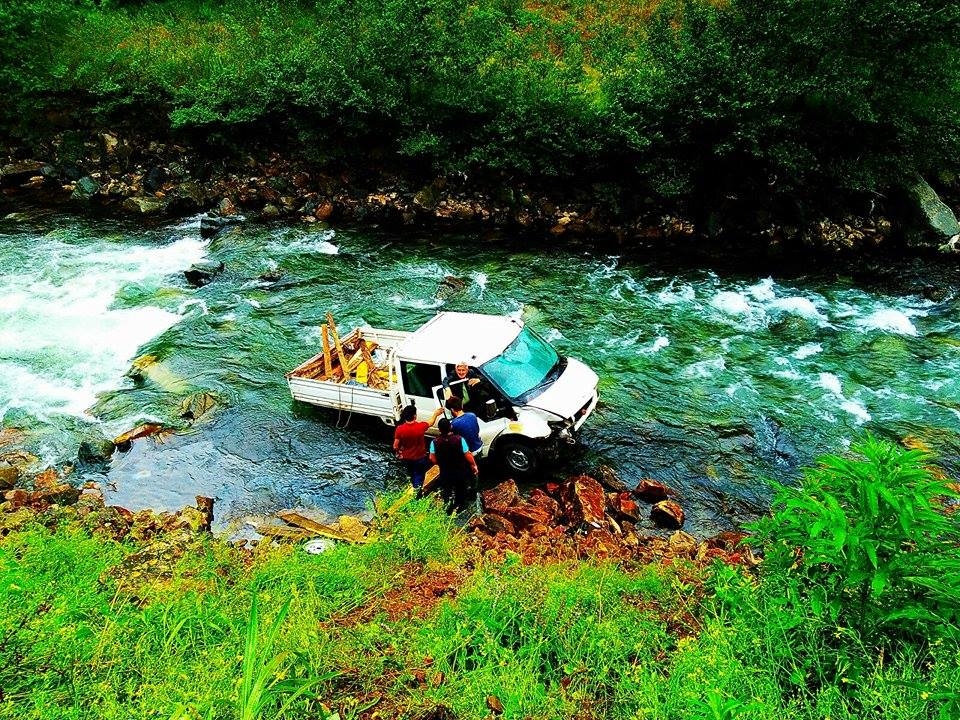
[286,326,410,420]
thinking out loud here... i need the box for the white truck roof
[398,312,524,366]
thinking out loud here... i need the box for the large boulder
[907,178,960,246]
[562,474,606,529]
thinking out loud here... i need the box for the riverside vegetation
[2,1,960,231]
[1,436,958,719]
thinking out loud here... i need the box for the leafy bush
[752,434,960,648]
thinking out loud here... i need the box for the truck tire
[497,438,538,477]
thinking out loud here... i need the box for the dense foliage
[1,438,958,718]
[2,0,960,214]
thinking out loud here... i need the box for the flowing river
[2,211,959,535]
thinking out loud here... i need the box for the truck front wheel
[497,439,538,477]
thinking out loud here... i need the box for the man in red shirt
[393,404,442,490]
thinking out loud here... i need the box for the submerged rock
[184,260,225,287]
[200,213,242,239]
[77,431,115,467]
[435,275,467,301]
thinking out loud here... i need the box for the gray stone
[200,214,242,239]
[71,176,100,199]
[909,178,960,240]
[122,196,165,215]
[184,261,225,287]
[77,433,115,467]
[143,166,168,193]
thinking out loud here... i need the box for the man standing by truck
[444,395,483,458]
[393,404,443,491]
[429,417,479,511]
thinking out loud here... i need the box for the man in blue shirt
[445,395,483,458]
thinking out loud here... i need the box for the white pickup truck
[286,312,599,475]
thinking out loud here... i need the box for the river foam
[0,232,207,421]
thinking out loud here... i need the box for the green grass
[1,442,958,719]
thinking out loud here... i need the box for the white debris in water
[656,282,696,305]
[471,271,488,298]
[747,277,776,302]
[389,294,442,311]
[639,336,670,354]
[178,298,209,315]
[793,343,823,359]
[841,399,871,423]
[772,296,828,323]
[273,227,338,255]
[816,372,871,424]
[772,369,803,380]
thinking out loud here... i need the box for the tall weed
[753,434,960,645]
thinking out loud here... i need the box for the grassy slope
[1,489,957,720]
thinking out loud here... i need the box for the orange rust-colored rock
[33,468,61,490]
[481,480,519,514]
[634,478,670,502]
[528,488,560,521]
[564,475,606,528]
[113,423,170,449]
[607,492,641,522]
[4,488,31,508]
[651,499,685,529]
[501,501,554,530]
[468,513,517,537]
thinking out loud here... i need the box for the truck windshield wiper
[518,356,567,400]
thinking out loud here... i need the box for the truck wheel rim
[507,447,531,472]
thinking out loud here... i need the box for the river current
[2,212,958,534]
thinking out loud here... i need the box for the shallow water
[2,212,959,534]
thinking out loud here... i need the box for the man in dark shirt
[442,361,484,413]
[428,417,478,511]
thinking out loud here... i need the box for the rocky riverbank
[3,128,959,259]
[1,438,753,570]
